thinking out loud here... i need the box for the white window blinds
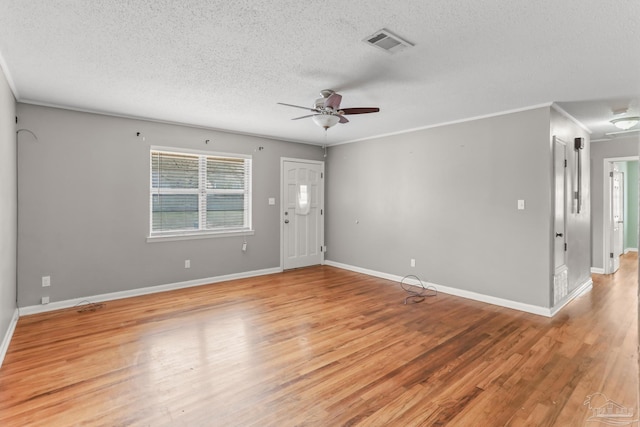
[150,149,252,236]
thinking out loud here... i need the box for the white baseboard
[549,278,593,317]
[590,267,605,274]
[0,308,19,368]
[624,248,638,254]
[324,260,553,317]
[19,267,282,316]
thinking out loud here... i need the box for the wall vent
[363,29,414,54]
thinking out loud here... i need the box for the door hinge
[564,159,567,167]
[15,116,18,124]
[320,209,323,215]
[320,246,323,252]
[564,243,567,251]
[610,172,614,177]
[610,252,614,258]
[321,172,323,179]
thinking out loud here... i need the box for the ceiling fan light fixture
[312,114,340,130]
[610,117,639,130]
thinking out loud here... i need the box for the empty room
[0,1,639,426]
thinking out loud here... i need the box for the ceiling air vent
[363,29,414,54]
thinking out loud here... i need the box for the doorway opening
[603,156,639,274]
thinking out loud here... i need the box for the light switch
[518,200,525,210]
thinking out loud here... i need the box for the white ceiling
[1,1,639,145]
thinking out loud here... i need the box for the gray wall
[549,108,591,297]
[0,66,17,337]
[16,104,325,307]
[326,107,556,307]
[590,136,639,270]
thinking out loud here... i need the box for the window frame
[147,146,253,242]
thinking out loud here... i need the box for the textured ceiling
[1,1,639,145]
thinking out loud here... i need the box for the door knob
[555,233,563,237]
[284,219,289,224]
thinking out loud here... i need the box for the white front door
[282,159,324,270]
[611,169,624,273]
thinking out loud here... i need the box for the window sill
[147,229,254,243]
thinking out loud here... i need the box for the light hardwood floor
[0,254,637,426]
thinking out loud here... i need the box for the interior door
[282,160,324,270]
[553,138,567,269]
[611,169,624,273]
[553,137,568,304]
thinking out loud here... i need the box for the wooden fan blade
[277,102,320,113]
[291,114,318,120]
[340,107,380,115]
[338,114,349,124]
[324,93,342,110]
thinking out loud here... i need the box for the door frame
[280,157,325,270]
[602,156,638,274]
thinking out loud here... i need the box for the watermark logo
[584,392,638,426]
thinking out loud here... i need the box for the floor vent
[77,301,106,313]
[363,29,414,54]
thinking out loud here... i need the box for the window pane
[152,194,199,231]
[152,153,199,189]
[206,158,245,190]
[206,194,244,227]
[150,149,251,236]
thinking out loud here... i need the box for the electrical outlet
[42,276,51,287]
[410,259,416,267]
[41,296,49,305]
[185,260,191,269]
[242,242,247,252]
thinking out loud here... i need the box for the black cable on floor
[400,274,437,304]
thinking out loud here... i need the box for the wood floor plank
[0,254,637,426]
